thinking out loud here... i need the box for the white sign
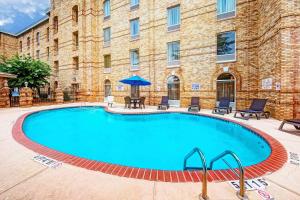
[228,178,268,191]
[116,85,124,91]
[257,189,274,200]
[262,78,273,90]
[289,152,300,166]
[192,83,200,91]
[157,86,161,91]
[33,155,62,168]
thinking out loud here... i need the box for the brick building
[0,0,299,119]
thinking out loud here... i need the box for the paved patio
[0,103,300,200]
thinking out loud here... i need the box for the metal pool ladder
[183,148,208,200]
[209,150,247,199]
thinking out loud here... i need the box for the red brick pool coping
[12,106,288,183]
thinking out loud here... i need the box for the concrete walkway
[0,103,300,200]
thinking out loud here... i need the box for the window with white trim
[130,18,139,39]
[217,31,236,62]
[167,5,180,31]
[103,0,110,19]
[130,49,139,70]
[167,41,180,65]
[217,0,236,20]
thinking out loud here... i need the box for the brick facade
[0,0,299,119]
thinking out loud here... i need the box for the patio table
[130,98,140,109]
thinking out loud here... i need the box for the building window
[167,75,180,100]
[54,61,59,75]
[130,49,139,70]
[217,0,236,20]
[36,32,40,46]
[73,56,79,70]
[73,31,79,50]
[217,31,236,62]
[54,39,58,55]
[36,50,40,59]
[103,27,111,47]
[103,0,110,20]
[167,5,180,31]
[104,55,111,68]
[19,41,22,52]
[53,16,58,33]
[72,5,79,24]
[167,41,180,66]
[47,47,50,61]
[130,0,139,10]
[46,27,50,41]
[130,18,139,39]
[104,55,111,73]
[27,37,31,49]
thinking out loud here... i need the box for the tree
[0,55,51,88]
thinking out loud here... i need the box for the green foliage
[0,55,51,88]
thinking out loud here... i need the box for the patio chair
[139,97,146,109]
[279,119,300,131]
[234,99,270,120]
[107,96,114,107]
[212,97,232,115]
[188,97,200,112]
[124,96,131,109]
[158,96,169,110]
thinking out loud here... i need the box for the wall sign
[228,178,268,191]
[157,86,161,91]
[192,83,200,91]
[33,155,62,168]
[262,78,273,90]
[116,85,124,91]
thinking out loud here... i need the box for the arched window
[72,5,79,23]
[104,79,112,97]
[216,73,235,102]
[167,75,180,100]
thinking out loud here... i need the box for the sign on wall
[275,82,281,91]
[191,83,201,91]
[116,85,124,91]
[262,78,273,90]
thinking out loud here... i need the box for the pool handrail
[209,150,246,199]
[183,147,208,200]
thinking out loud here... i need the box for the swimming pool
[22,107,271,171]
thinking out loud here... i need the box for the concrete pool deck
[0,102,300,200]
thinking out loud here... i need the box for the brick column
[19,87,33,107]
[54,87,64,103]
[0,80,11,108]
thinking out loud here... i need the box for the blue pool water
[23,107,271,170]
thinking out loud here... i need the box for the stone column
[54,87,64,103]
[0,80,11,108]
[19,87,33,107]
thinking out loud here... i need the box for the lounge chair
[124,96,131,109]
[234,99,270,120]
[212,97,232,114]
[188,97,200,112]
[279,119,300,131]
[158,96,169,110]
[139,97,146,109]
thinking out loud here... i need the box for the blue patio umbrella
[120,75,151,86]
